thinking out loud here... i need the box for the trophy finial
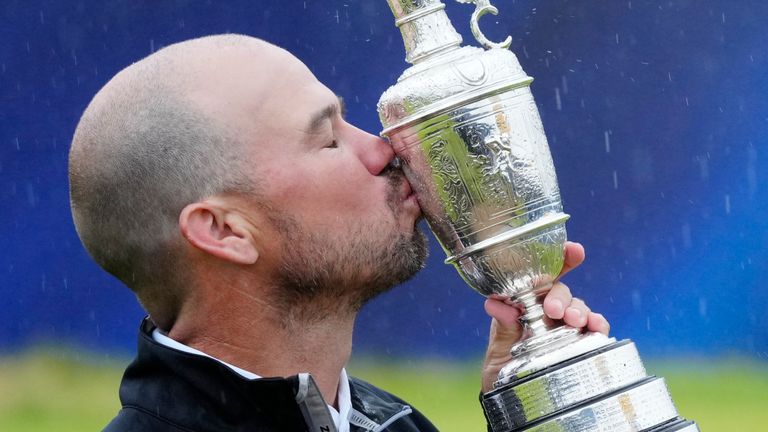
[456,0,513,49]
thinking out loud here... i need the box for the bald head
[69,35,286,327]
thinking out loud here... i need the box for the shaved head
[69,35,277,327]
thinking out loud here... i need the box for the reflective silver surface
[483,341,647,429]
[380,0,597,379]
[523,377,678,432]
[378,2,699,431]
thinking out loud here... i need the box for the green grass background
[1,349,766,431]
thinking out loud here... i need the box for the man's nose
[353,129,395,175]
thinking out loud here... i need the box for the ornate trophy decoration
[377,1,700,431]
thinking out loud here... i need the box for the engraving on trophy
[426,138,476,229]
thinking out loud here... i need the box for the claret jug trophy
[377,1,700,431]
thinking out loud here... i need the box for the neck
[166,280,356,406]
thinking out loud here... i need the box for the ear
[179,201,259,265]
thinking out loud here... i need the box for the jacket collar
[119,318,412,432]
[119,318,308,431]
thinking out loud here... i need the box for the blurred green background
[1,349,765,431]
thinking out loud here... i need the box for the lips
[401,178,413,200]
[400,178,421,214]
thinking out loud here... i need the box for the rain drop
[681,223,692,248]
[697,155,709,180]
[554,87,562,110]
[724,194,731,214]
[604,130,611,153]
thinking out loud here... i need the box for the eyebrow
[305,96,346,135]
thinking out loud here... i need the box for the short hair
[69,35,259,326]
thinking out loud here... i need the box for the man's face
[190,44,427,315]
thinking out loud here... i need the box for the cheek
[270,166,378,217]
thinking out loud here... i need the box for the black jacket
[103,319,438,432]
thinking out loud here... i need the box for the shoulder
[103,406,193,432]
[348,376,438,432]
[348,376,410,404]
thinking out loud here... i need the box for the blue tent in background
[1,0,766,360]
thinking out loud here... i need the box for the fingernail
[568,307,583,321]
[552,299,564,316]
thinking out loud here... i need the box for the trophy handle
[456,0,513,49]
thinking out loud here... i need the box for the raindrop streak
[15,137,20,150]
[697,155,709,180]
[724,194,731,214]
[612,170,618,189]
[604,131,611,153]
[681,223,692,248]
[150,39,155,53]
[747,145,757,195]
[699,298,708,317]
[554,87,562,111]
[26,183,36,206]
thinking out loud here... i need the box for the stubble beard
[271,171,428,325]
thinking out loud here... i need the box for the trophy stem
[515,288,550,339]
[494,281,613,385]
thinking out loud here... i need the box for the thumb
[482,299,523,391]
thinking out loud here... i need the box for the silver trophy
[377,1,700,431]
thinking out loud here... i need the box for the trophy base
[498,328,614,386]
[482,339,700,432]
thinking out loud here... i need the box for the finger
[542,282,573,320]
[483,299,524,392]
[563,297,590,328]
[484,298,522,328]
[558,241,585,279]
[587,312,610,335]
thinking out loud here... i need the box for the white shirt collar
[151,328,351,432]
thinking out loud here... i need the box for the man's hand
[481,241,610,393]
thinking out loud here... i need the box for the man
[69,34,609,432]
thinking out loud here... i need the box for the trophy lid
[378,0,533,135]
